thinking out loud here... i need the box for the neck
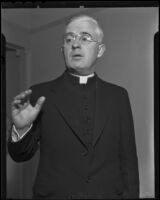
[66,68,95,76]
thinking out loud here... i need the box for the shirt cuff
[11,124,33,142]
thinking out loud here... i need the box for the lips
[71,53,83,61]
[72,54,83,57]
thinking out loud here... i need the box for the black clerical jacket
[8,71,139,199]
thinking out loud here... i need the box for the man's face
[63,19,102,75]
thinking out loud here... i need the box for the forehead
[65,19,98,36]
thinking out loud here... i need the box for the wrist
[13,124,32,137]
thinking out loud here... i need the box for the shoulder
[30,74,63,92]
[97,76,129,97]
[98,78,131,109]
[28,74,63,103]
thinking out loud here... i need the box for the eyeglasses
[64,32,99,45]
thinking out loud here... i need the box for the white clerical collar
[70,73,95,84]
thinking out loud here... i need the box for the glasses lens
[64,35,74,44]
[80,34,92,44]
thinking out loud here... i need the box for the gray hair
[66,15,104,43]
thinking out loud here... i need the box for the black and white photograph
[1,1,159,199]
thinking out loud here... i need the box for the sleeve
[11,124,33,142]
[119,89,140,198]
[7,86,42,162]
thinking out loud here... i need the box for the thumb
[35,96,46,112]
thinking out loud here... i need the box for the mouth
[72,54,83,60]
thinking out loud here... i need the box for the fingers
[35,96,46,112]
[14,89,32,101]
[12,89,32,110]
[12,90,46,115]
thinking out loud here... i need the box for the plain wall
[2,7,158,198]
[1,18,30,49]
[6,51,24,199]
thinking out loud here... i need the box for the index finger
[13,89,32,102]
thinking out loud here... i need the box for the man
[8,15,139,199]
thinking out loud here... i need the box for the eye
[65,38,72,43]
[81,35,91,42]
[65,36,74,43]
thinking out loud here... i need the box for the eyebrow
[65,31,93,37]
[81,32,93,37]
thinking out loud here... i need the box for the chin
[72,66,88,71]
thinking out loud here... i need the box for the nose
[72,38,81,49]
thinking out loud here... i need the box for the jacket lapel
[50,75,89,149]
[93,79,111,147]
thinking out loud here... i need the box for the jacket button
[84,105,88,110]
[85,176,91,183]
[81,150,88,156]
[86,117,91,123]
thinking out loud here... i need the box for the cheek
[85,48,98,62]
[64,49,70,61]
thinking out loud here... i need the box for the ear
[61,46,64,53]
[97,44,106,58]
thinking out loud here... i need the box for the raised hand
[11,89,46,131]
